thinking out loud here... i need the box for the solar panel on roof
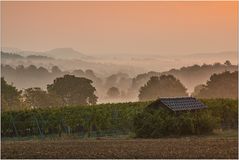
[157,97,207,112]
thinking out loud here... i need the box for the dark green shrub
[133,110,155,138]
[201,99,238,129]
[177,112,195,135]
[133,108,219,138]
[194,110,219,134]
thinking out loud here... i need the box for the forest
[1,50,238,106]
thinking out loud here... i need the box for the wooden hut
[147,97,207,112]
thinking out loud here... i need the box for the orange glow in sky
[1,1,237,55]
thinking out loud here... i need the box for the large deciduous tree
[138,75,188,101]
[47,75,98,105]
[107,87,120,98]
[23,87,64,109]
[194,71,238,99]
[1,77,22,111]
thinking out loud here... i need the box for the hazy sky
[1,1,238,56]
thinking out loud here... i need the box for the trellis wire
[1,110,133,140]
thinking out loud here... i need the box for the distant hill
[186,51,237,59]
[26,55,54,60]
[45,48,92,60]
[1,47,22,53]
[1,52,24,59]
[1,51,53,60]
[181,51,237,65]
[1,50,138,76]
[1,47,92,60]
[2,47,237,73]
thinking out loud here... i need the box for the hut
[146,97,207,112]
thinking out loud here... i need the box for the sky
[1,1,238,56]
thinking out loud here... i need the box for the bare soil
[1,137,238,159]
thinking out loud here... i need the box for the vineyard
[1,99,238,139]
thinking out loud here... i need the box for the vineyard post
[38,111,48,135]
[61,117,68,134]
[10,114,19,137]
[87,112,92,138]
[33,114,44,139]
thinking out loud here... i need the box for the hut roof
[147,97,207,112]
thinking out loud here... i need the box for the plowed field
[1,137,237,159]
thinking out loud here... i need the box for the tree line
[1,75,97,111]
[1,60,237,102]
[1,70,238,111]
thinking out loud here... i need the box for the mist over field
[1,48,237,103]
[2,47,237,75]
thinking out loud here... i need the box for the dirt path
[1,137,238,159]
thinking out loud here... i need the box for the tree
[47,75,98,105]
[191,84,205,97]
[195,71,238,99]
[26,65,38,74]
[16,65,25,72]
[23,87,64,109]
[138,75,188,101]
[224,60,232,66]
[105,74,118,88]
[85,69,95,77]
[72,69,84,76]
[51,66,62,74]
[1,77,22,111]
[107,87,120,98]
